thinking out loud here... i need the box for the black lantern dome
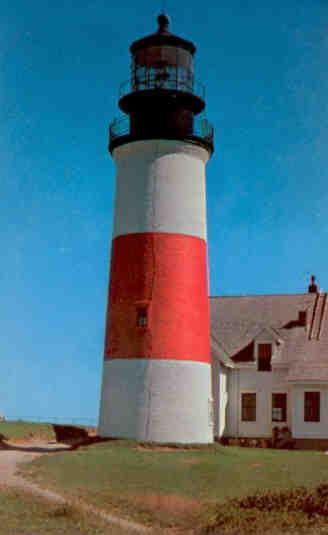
[109,15,214,154]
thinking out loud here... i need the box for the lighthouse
[98,14,214,443]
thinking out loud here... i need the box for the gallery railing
[109,114,214,146]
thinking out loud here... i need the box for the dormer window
[257,343,272,371]
[136,307,148,328]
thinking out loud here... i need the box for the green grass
[0,420,55,441]
[0,487,131,534]
[20,441,328,530]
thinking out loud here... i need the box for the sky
[1,0,328,422]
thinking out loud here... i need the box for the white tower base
[98,359,214,444]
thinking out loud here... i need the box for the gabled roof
[210,292,328,380]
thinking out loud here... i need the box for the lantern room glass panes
[133,66,147,90]
[132,45,194,93]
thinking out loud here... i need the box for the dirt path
[0,441,150,534]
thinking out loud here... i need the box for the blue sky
[1,0,328,421]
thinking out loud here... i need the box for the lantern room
[109,14,213,154]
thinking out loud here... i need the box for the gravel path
[0,441,150,534]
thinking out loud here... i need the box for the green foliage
[204,506,327,535]
[205,484,328,534]
[0,420,55,441]
[234,484,328,516]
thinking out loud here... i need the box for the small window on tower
[257,343,272,371]
[136,307,148,328]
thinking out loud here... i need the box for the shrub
[232,485,328,517]
[204,484,328,534]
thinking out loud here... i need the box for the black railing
[119,75,205,100]
[109,114,214,146]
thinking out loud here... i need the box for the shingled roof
[210,292,328,381]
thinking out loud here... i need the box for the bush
[204,484,328,534]
[232,484,328,517]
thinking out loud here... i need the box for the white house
[211,276,328,448]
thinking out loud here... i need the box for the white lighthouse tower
[98,15,214,443]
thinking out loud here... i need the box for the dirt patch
[159,529,198,534]
[132,494,202,520]
[135,445,204,453]
[7,436,50,444]
[179,457,201,466]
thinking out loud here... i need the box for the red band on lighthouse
[105,232,210,363]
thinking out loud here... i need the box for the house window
[257,343,272,371]
[241,393,256,422]
[136,307,148,328]
[304,392,320,422]
[272,393,287,422]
